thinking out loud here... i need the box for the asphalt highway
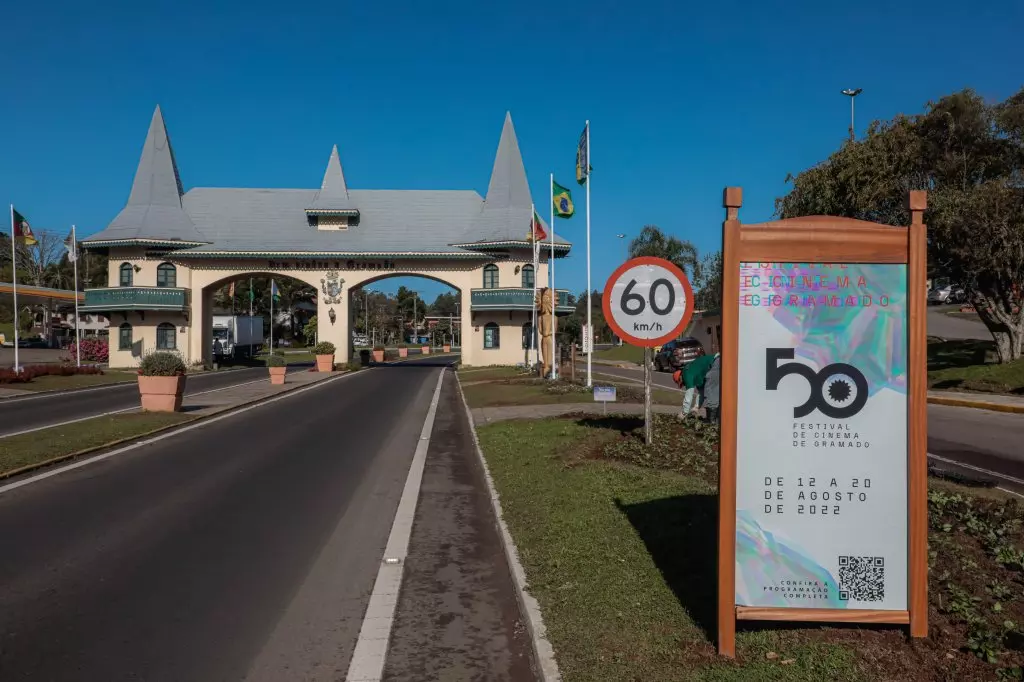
[0,361,447,681]
[592,362,1024,493]
[0,365,281,437]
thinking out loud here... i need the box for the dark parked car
[653,337,703,372]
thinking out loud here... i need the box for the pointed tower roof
[86,106,206,244]
[483,112,533,211]
[307,145,358,215]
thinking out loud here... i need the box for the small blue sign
[593,386,617,402]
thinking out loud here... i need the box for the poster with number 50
[735,262,908,611]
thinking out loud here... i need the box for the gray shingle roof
[84,107,569,255]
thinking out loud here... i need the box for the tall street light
[842,88,862,142]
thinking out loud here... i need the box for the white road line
[0,376,268,440]
[0,372,354,496]
[345,368,446,682]
[928,452,1024,489]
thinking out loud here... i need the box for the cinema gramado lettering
[734,262,909,611]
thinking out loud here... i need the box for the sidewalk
[177,366,334,417]
[381,372,536,681]
[472,402,679,425]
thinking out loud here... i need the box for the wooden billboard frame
[716,186,929,657]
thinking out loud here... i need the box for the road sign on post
[603,256,694,444]
[716,186,929,658]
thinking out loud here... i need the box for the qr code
[838,556,885,602]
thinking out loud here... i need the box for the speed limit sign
[602,256,694,347]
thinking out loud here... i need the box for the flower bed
[0,364,104,385]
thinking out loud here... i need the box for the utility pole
[841,88,862,141]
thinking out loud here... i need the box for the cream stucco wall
[108,311,189,368]
[468,311,536,366]
[108,248,193,290]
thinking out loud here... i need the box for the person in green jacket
[679,349,716,416]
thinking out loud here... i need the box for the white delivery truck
[212,315,264,360]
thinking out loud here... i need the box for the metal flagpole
[249,277,253,360]
[585,121,592,387]
[9,205,20,373]
[72,225,81,367]
[270,281,274,353]
[549,173,556,379]
[530,203,538,368]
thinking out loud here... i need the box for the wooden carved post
[536,287,555,379]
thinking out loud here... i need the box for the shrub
[138,351,186,377]
[312,341,336,355]
[63,338,109,363]
[398,342,409,349]
[0,363,104,384]
[373,344,385,351]
[266,353,287,367]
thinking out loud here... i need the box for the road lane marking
[345,368,446,682]
[0,376,272,440]
[0,372,355,496]
[928,452,1024,490]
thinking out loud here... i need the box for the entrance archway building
[81,106,572,367]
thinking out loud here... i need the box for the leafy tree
[428,292,459,316]
[628,225,699,279]
[777,87,1024,363]
[693,250,723,312]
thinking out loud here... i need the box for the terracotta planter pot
[421,346,430,355]
[269,366,287,385]
[443,344,451,353]
[399,347,408,358]
[373,350,385,362]
[138,375,186,412]
[315,354,334,372]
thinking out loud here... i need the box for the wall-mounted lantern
[328,307,337,325]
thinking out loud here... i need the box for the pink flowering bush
[64,338,109,363]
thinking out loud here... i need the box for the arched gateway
[81,106,572,368]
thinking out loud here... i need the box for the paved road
[0,366,284,437]
[927,306,988,340]
[591,363,1024,492]
[0,361,449,681]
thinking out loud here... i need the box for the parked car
[653,337,703,372]
[928,284,966,305]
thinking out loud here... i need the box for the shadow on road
[615,494,718,640]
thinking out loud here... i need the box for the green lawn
[16,371,137,392]
[258,351,316,365]
[0,412,193,476]
[0,321,13,342]
[478,417,1013,680]
[928,339,1024,394]
[462,379,679,408]
[458,366,531,383]
[594,344,646,365]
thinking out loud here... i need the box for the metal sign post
[603,256,694,445]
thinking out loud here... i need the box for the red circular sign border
[602,256,695,348]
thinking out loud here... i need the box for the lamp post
[841,88,862,142]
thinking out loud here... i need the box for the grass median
[461,372,679,408]
[0,412,194,476]
[478,415,1020,680]
[929,339,1024,395]
[594,344,645,365]
[16,371,138,392]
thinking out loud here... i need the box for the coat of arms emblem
[321,270,344,305]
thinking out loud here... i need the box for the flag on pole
[526,210,548,242]
[576,123,591,185]
[12,208,37,245]
[271,280,280,301]
[552,179,575,218]
[64,229,78,262]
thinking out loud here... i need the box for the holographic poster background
[735,263,908,611]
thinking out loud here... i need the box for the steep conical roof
[483,112,533,210]
[86,106,206,243]
[307,144,357,214]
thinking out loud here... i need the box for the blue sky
[2,0,1020,302]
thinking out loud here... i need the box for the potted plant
[421,343,430,355]
[266,353,287,384]
[398,343,409,358]
[312,341,335,372]
[443,336,451,353]
[137,351,187,412]
[372,345,385,363]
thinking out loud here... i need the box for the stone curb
[0,370,352,482]
[928,394,1024,415]
[454,373,562,682]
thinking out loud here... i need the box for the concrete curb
[927,394,1024,415]
[0,370,353,482]
[454,373,562,682]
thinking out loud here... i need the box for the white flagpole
[549,173,556,380]
[585,121,592,387]
[270,281,274,353]
[530,204,538,368]
[72,224,81,367]
[9,205,20,373]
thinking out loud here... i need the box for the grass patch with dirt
[928,339,1024,395]
[16,371,137,391]
[479,415,1021,681]
[462,376,679,408]
[0,412,193,476]
[595,344,646,365]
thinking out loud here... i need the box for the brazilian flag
[552,179,574,219]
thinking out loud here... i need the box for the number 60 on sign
[602,256,695,347]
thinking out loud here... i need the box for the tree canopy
[627,225,699,280]
[777,87,1024,363]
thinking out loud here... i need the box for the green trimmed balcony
[470,288,574,314]
[81,287,190,312]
